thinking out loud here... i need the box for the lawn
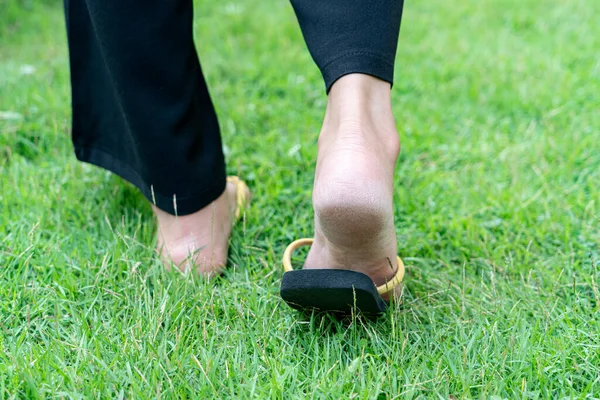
[1,0,599,397]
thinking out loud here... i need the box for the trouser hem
[74,144,226,216]
[321,51,395,92]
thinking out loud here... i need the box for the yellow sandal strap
[226,176,249,220]
[282,238,405,296]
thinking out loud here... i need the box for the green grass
[1,0,599,397]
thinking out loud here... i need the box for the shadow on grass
[286,301,410,334]
[98,175,153,228]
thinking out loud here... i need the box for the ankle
[325,74,392,123]
[321,74,399,155]
[328,74,392,105]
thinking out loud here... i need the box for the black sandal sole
[280,269,389,317]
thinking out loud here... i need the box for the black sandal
[280,238,405,317]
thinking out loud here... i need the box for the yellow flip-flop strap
[226,176,249,220]
[282,238,405,296]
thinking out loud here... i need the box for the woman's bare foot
[304,74,402,300]
[153,180,246,276]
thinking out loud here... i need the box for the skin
[155,73,401,299]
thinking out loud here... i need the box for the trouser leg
[64,0,226,215]
[290,0,404,91]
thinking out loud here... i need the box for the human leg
[64,0,242,274]
[291,0,404,300]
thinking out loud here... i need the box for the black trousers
[64,0,403,215]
